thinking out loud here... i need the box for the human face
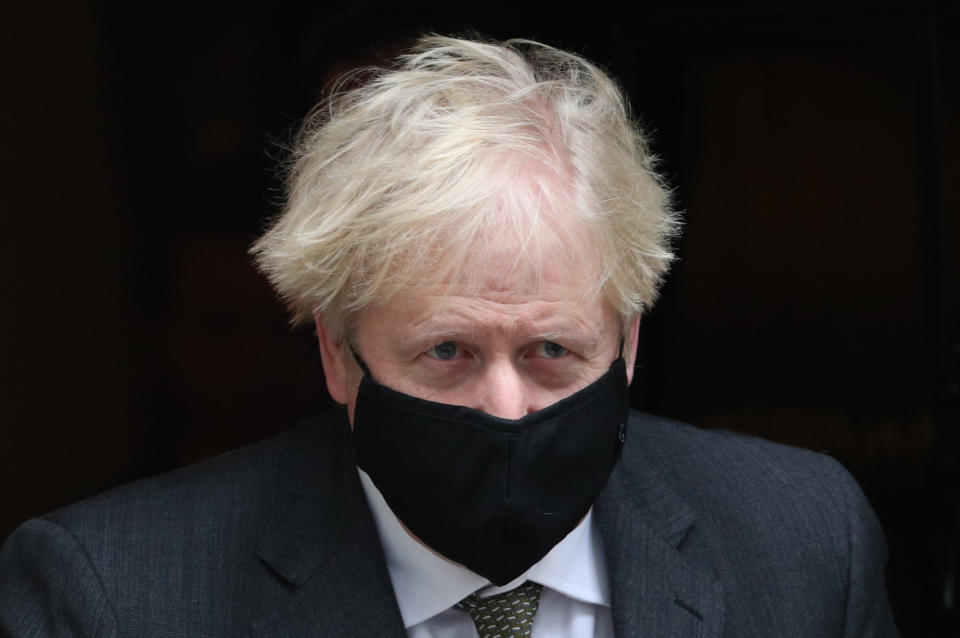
[315,249,639,422]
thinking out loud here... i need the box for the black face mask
[351,353,629,586]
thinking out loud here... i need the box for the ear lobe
[314,314,349,405]
[624,315,641,386]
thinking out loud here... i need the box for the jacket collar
[595,420,725,638]
[252,411,407,637]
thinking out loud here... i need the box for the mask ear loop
[349,345,373,378]
[616,335,629,457]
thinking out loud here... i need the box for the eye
[535,341,569,359]
[426,341,460,361]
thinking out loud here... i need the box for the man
[0,35,897,637]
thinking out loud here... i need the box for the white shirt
[359,470,614,637]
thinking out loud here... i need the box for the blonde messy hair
[251,35,678,342]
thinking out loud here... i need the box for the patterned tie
[454,581,543,638]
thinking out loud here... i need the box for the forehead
[358,237,614,344]
[440,199,600,294]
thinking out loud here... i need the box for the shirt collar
[358,469,610,628]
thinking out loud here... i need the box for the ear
[314,313,349,405]
[624,314,642,386]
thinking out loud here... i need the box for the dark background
[2,1,957,635]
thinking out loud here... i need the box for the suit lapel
[595,439,725,638]
[251,413,407,638]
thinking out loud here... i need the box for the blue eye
[427,341,459,360]
[538,341,568,359]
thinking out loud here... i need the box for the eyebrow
[410,321,604,351]
[527,328,601,348]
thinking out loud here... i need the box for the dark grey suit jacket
[0,410,898,637]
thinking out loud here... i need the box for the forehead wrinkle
[407,295,604,345]
[421,297,521,338]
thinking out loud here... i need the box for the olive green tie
[454,581,543,638]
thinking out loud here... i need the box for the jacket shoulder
[626,411,855,493]
[624,411,876,556]
[0,412,349,637]
[50,423,290,533]
[620,412,897,636]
